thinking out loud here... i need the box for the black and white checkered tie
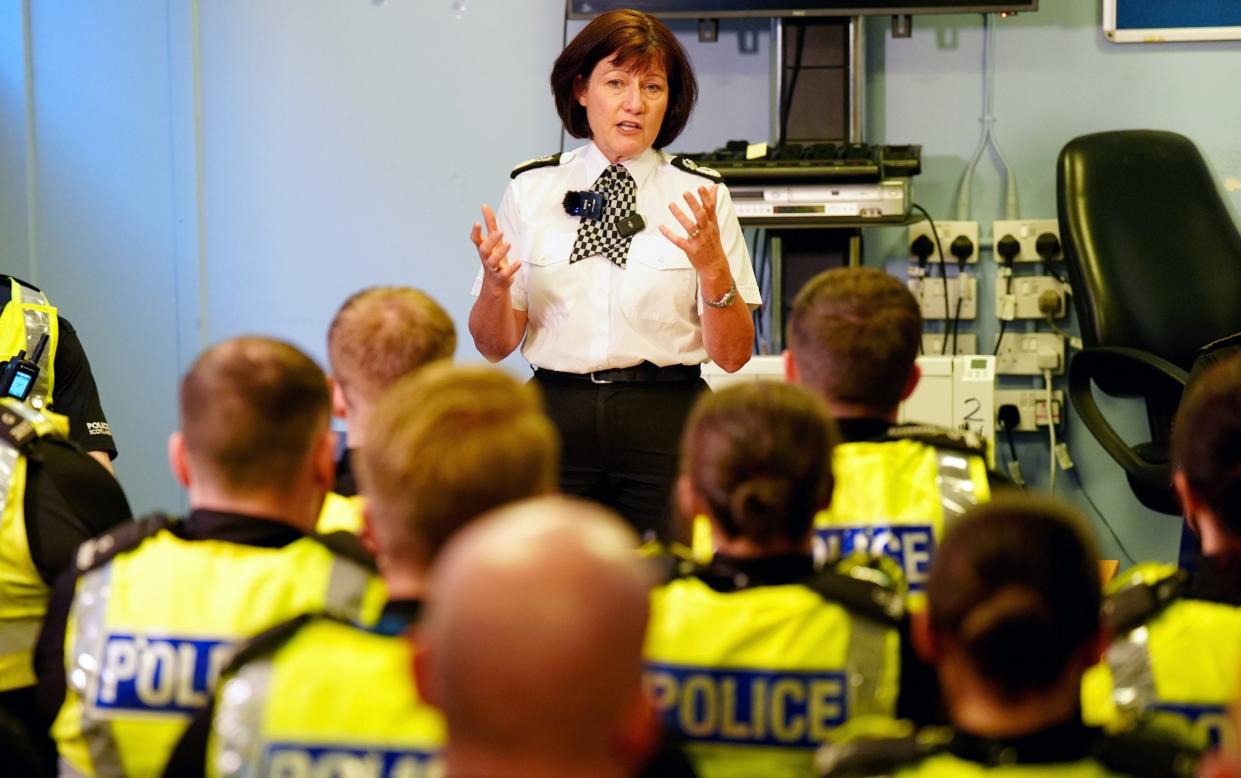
[568,164,637,268]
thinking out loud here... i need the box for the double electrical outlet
[996,388,1065,432]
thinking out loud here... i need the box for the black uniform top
[334,448,358,497]
[835,417,1012,491]
[33,510,336,726]
[0,277,117,458]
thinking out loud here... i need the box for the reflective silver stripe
[0,436,18,536]
[13,283,52,409]
[212,659,273,778]
[58,759,90,778]
[70,565,126,777]
[934,449,980,525]
[0,616,41,656]
[845,616,892,719]
[1108,625,1157,715]
[323,557,371,620]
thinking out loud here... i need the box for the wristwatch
[704,280,738,309]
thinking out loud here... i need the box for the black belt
[535,362,701,385]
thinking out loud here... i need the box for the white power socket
[991,219,1063,263]
[995,332,1065,375]
[922,333,979,355]
[996,276,1068,320]
[910,276,976,321]
[995,388,1065,432]
[908,220,980,264]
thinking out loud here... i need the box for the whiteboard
[1104,0,1241,43]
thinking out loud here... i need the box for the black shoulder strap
[817,734,944,778]
[1103,569,1187,635]
[670,155,724,182]
[1093,727,1201,778]
[74,513,178,573]
[886,423,988,458]
[217,612,325,677]
[510,152,563,179]
[801,568,904,627]
[309,530,379,572]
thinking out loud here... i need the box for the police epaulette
[74,513,177,573]
[1102,567,1187,636]
[886,423,987,457]
[802,568,904,626]
[653,552,704,584]
[311,530,379,572]
[816,734,945,778]
[510,152,563,179]
[670,155,724,182]
[1093,726,1201,778]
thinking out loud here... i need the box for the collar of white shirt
[580,141,662,192]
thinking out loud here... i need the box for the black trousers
[533,374,708,539]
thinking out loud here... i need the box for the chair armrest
[1068,347,1188,480]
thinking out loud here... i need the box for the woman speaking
[469,9,760,537]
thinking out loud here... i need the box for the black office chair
[1058,130,1241,515]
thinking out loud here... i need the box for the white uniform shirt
[472,142,762,373]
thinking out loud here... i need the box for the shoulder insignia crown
[671,155,724,182]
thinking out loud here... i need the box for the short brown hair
[682,381,839,545]
[550,9,697,150]
[327,287,456,407]
[788,268,922,412]
[1174,354,1241,536]
[357,364,560,565]
[180,337,330,492]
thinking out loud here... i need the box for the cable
[1072,470,1138,565]
[910,204,949,354]
[953,14,1019,221]
[779,23,807,145]
[1044,368,1056,493]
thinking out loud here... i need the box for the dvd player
[730,178,910,226]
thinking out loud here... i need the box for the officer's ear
[676,473,705,521]
[574,74,588,107]
[359,500,380,559]
[1173,470,1203,537]
[613,689,659,772]
[311,429,337,493]
[168,432,191,488]
[911,609,940,665]
[783,349,799,383]
[410,630,439,708]
[328,376,349,421]
[900,363,922,402]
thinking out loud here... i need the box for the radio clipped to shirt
[563,190,646,238]
[0,333,48,402]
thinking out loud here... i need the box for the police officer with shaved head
[34,337,384,778]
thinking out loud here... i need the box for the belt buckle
[589,371,613,384]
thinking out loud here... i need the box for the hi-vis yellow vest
[817,429,990,606]
[643,567,903,778]
[52,516,387,778]
[689,428,990,608]
[0,277,59,410]
[1082,563,1241,750]
[316,491,364,535]
[206,614,444,778]
[0,399,70,691]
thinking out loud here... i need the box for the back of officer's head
[1174,354,1241,542]
[926,494,1101,703]
[357,363,559,567]
[787,267,921,414]
[681,381,839,547]
[420,497,652,770]
[179,337,330,494]
[327,286,456,409]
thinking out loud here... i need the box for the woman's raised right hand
[471,205,522,290]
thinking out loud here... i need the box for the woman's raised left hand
[660,185,730,282]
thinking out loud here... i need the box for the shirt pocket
[621,235,697,325]
[524,232,577,326]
